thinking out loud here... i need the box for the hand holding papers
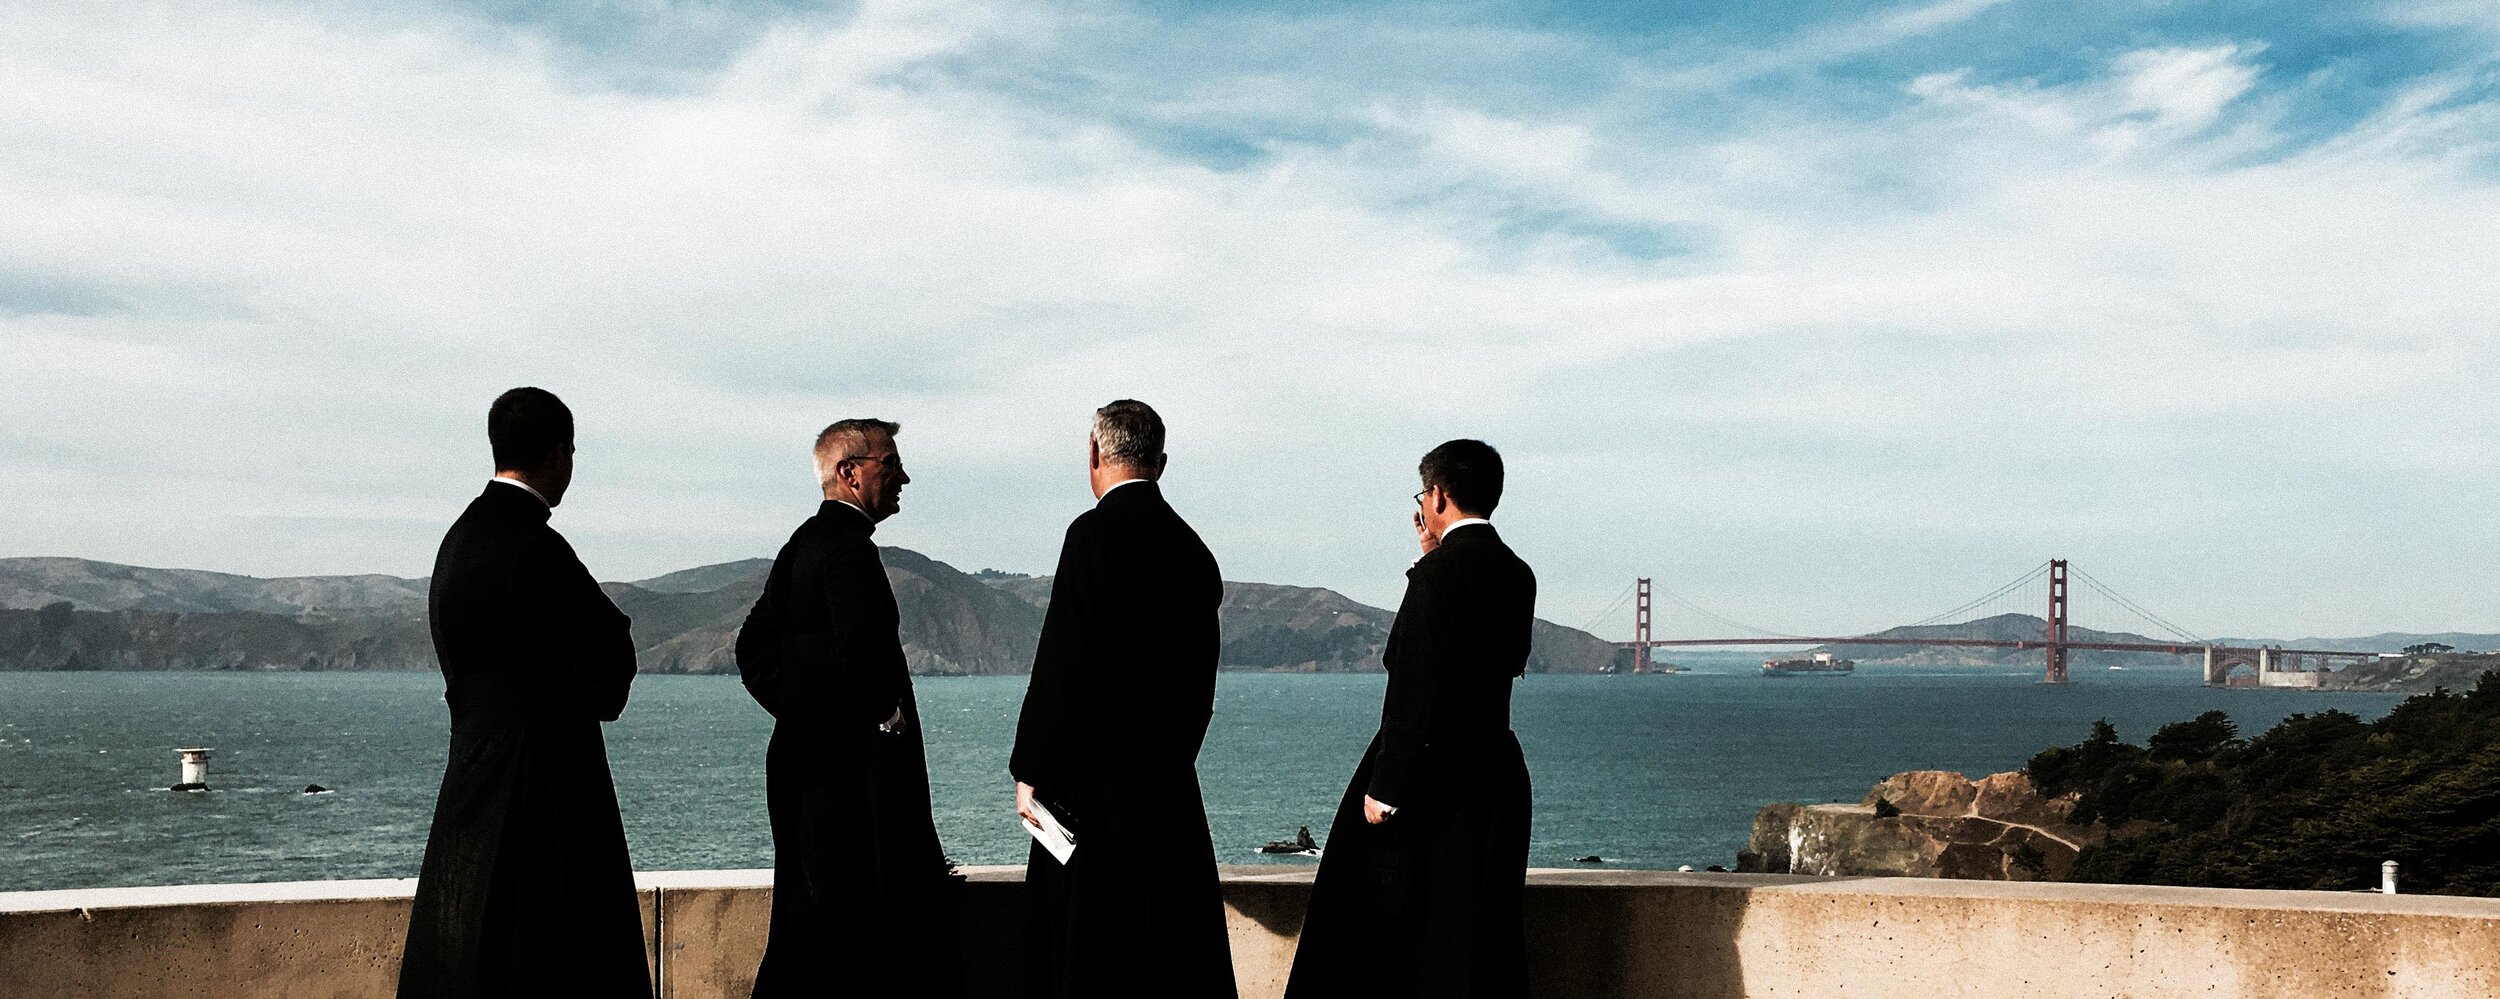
[1022,795,1077,865]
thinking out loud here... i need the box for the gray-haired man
[1012,400,1237,998]
[736,419,965,998]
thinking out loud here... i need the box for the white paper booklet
[1023,798,1078,865]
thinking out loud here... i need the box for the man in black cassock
[1284,439,1536,999]
[399,387,651,999]
[1011,400,1237,999]
[736,418,964,999]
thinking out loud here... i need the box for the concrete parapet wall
[7,869,2499,998]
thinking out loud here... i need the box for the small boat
[1259,826,1321,857]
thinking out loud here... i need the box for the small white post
[175,747,214,790]
[2382,860,2399,895]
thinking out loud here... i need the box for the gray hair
[1092,400,1164,468]
[812,418,899,489]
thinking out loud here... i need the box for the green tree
[2037,673,2500,895]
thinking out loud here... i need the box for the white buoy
[2382,860,2399,895]
[174,747,214,790]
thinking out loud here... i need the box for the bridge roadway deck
[8,867,2500,997]
[1642,637,2375,657]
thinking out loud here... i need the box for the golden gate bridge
[1595,560,2382,685]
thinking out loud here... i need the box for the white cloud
[4,0,2499,637]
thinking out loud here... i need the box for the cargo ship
[1763,652,1854,676]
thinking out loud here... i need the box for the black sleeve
[1366,564,1444,807]
[1186,549,1222,758]
[545,532,636,722]
[734,580,784,717]
[1010,518,1094,789]
[790,537,900,727]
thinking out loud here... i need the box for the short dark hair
[1092,399,1164,466]
[1419,439,1503,514]
[488,387,573,471]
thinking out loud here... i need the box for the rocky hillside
[2213,631,2500,654]
[0,601,434,673]
[1746,689,2500,897]
[1738,770,2100,880]
[1819,613,2197,668]
[0,555,1620,675]
[0,556,428,615]
[977,572,1620,673]
[2316,652,2500,693]
[0,554,1035,676]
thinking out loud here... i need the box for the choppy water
[0,664,2406,891]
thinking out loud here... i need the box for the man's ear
[1150,452,1169,477]
[1088,438,1102,471]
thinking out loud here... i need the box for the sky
[5,0,2499,641]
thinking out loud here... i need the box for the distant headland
[0,555,1620,675]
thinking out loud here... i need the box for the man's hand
[1412,510,1439,557]
[1016,781,1039,827]
[877,704,907,735]
[1363,795,1397,825]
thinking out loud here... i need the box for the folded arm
[541,533,636,722]
[1365,566,1445,814]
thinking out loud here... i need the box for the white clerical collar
[490,475,548,507]
[1101,478,1151,499]
[1440,517,1491,539]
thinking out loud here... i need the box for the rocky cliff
[1738,770,2102,880]
[2316,652,2500,693]
[0,555,1619,675]
[0,553,1036,675]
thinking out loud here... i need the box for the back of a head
[488,387,573,471]
[1093,399,1165,471]
[1420,439,1503,515]
[812,418,901,487]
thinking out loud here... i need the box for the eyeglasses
[846,454,904,473]
[1413,488,1430,507]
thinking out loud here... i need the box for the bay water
[0,663,2406,892]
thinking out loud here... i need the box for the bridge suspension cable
[1577,580,1636,635]
[2068,565,2206,644]
[1891,561,2055,632]
[1644,577,1812,640]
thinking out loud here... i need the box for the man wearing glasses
[736,418,965,998]
[1285,439,1537,998]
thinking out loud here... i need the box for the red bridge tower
[1631,578,1656,673]
[2045,559,2070,684]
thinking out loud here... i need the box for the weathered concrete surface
[0,877,656,998]
[647,865,1306,999]
[644,866,1036,999]
[1745,770,2102,880]
[9,869,2500,998]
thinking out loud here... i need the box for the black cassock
[736,501,965,998]
[1011,481,1237,999]
[1284,523,1536,999]
[399,482,650,999]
